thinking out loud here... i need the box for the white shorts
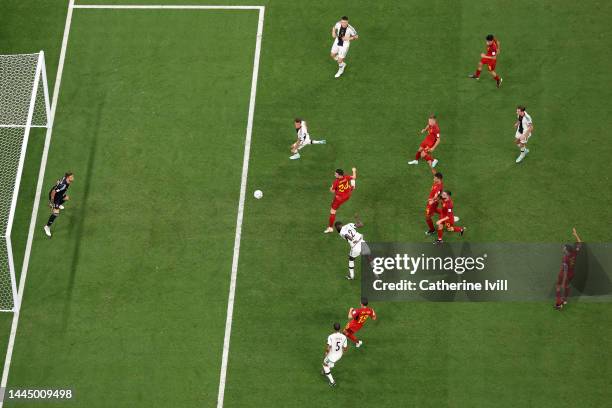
[297,135,311,150]
[323,354,342,368]
[349,241,370,258]
[515,131,532,144]
[331,42,350,59]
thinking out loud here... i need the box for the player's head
[486,34,495,44]
[333,322,341,331]
[428,114,437,126]
[434,172,443,183]
[65,172,74,183]
[441,190,451,200]
[334,221,343,232]
[335,169,344,178]
[516,105,526,116]
[340,16,349,27]
[294,118,302,128]
[360,297,368,306]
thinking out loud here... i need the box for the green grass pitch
[0,0,611,407]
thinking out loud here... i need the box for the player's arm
[331,26,337,38]
[371,309,377,320]
[330,184,335,193]
[420,124,428,134]
[351,167,357,180]
[324,343,331,357]
[349,27,358,41]
[347,307,354,319]
[437,215,449,224]
[49,189,56,203]
[354,214,364,229]
[572,227,582,243]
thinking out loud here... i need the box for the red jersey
[332,175,353,199]
[562,243,582,274]
[428,181,443,204]
[350,307,375,328]
[485,39,499,58]
[424,124,440,145]
[441,198,454,220]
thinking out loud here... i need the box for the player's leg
[435,224,444,243]
[290,141,301,160]
[490,65,502,87]
[408,146,424,165]
[563,274,573,304]
[309,135,326,145]
[346,256,356,280]
[447,224,464,235]
[322,358,336,386]
[515,135,529,163]
[44,207,60,237]
[554,276,564,310]
[343,326,360,344]
[469,61,484,79]
[422,149,438,168]
[335,47,348,78]
[425,207,436,234]
[325,207,337,233]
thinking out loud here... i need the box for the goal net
[0,52,50,312]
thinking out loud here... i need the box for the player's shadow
[61,98,104,334]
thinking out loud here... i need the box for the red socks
[426,218,435,231]
[437,229,443,240]
[328,213,336,228]
[494,75,500,81]
[423,153,433,162]
[556,288,562,306]
[453,227,463,233]
[415,151,421,160]
[564,286,571,299]
[474,70,481,78]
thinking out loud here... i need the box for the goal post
[0,51,51,312]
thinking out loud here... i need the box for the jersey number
[357,315,368,324]
[335,341,342,351]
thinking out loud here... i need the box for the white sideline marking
[74,4,263,10]
[0,0,75,405]
[217,7,265,408]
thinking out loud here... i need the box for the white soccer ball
[254,190,263,199]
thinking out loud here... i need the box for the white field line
[73,4,263,10]
[216,6,265,408]
[0,0,75,405]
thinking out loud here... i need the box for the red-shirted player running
[434,191,465,244]
[425,171,444,235]
[324,168,357,234]
[408,114,440,168]
[469,34,503,88]
[343,297,376,348]
[554,228,583,310]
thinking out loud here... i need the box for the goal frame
[1,51,51,312]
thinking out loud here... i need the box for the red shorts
[420,140,435,150]
[444,218,455,229]
[344,321,362,333]
[425,204,440,218]
[557,270,574,285]
[331,194,351,210]
[480,57,497,71]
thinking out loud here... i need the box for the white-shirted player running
[514,105,534,163]
[322,322,348,387]
[330,16,358,78]
[334,215,371,280]
[290,118,326,160]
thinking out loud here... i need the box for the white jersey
[326,332,348,363]
[333,22,357,47]
[296,121,309,142]
[516,112,533,135]
[339,223,363,248]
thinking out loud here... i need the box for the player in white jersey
[322,322,348,387]
[334,216,371,280]
[514,105,534,163]
[290,118,326,160]
[330,16,358,78]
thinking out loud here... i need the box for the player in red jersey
[554,228,583,310]
[425,171,444,235]
[469,34,503,88]
[343,297,376,348]
[434,191,465,244]
[408,114,440,168]
[324,167,357,234]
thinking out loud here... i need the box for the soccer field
[1,0,611,407]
